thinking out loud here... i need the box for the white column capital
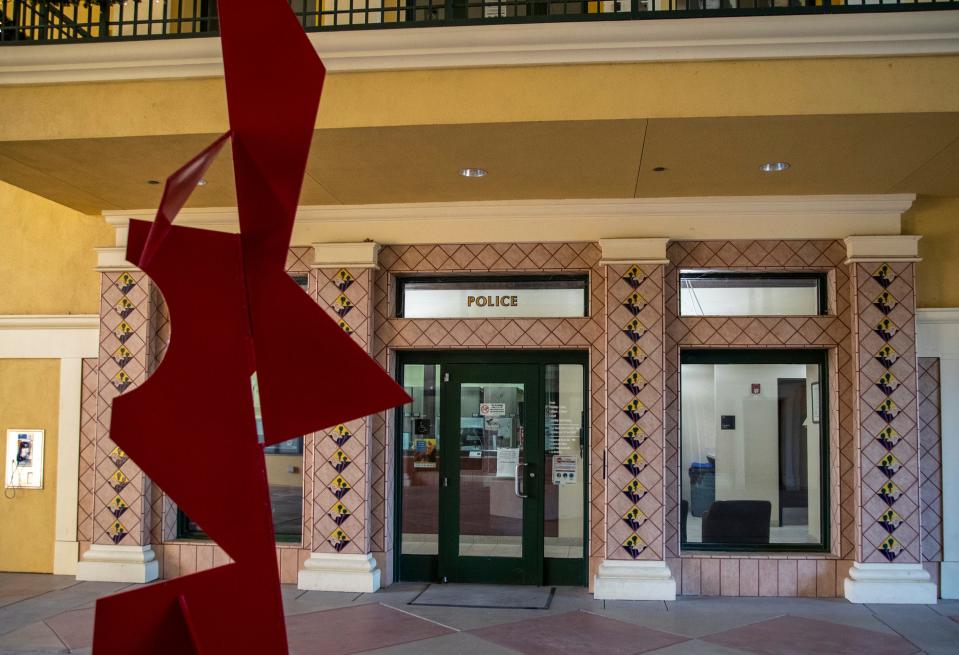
[593,559,677,600]
[843,235,921,264]
[76,544,160,583]
[311,242,381,270]
[298,552,381,593]
[95,247,139,273]
[843,562,937,604]
[599,238,670,266]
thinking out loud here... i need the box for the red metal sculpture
[91,1,410,652]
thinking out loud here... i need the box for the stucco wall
[904,195,959,309]
[0,359,59,573]
[0,178,113,315]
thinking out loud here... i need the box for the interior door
[439,363,542,584]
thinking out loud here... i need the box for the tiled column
[76,247,159,583]
[298,242,383,592]
[593,238,676,600]
[843,236,936,604]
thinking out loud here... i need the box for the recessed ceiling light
[653,166,667,172]
[197,178,208,186]
[459,168,487,178]
[146,179,160,185]
[760,161,790,173]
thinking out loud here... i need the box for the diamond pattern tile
[663,240,855,561]
[918,357,942,562]
[93,271,154,546]
[371,242,607,572]
[852,263,921,564]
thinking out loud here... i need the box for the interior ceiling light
[197,178,208,186]
[147,179,160,185]
[760,161,790,173]
[459,167,487,178]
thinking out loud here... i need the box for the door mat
[409,584,555,610]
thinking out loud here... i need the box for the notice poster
[480,402,506,417]
[552,455,577,485]
[496,447,520,477]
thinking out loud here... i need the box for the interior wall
[0,359,59,573]
[0,179,113,315]
[902,195,959,309]
[683,363,808,526]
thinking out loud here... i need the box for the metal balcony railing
[2,0,957,44]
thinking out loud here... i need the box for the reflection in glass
[400,364,441,555]
[680,272,824,317]
[680,360,824,548]
[544,364,585,559]
[459,381,525,557]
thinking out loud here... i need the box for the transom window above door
[679,271,827,317]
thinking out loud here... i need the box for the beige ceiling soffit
[3,12,959,85]
[599,238,670,266]
[312,242,381,269]
[103,194,914,245]
[844,234,922,263]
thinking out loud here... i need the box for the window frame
[678,270,829,317]
[394,273,590,319]
[679,347,830,554]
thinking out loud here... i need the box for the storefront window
[178,374,303,541]
[680,349,828,551]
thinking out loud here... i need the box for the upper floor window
[680,271,826,317]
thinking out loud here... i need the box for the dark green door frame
[394,349,589,586]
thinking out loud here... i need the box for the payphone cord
[4,459,21,499]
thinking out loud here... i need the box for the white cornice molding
[599,238,670,266]
[0,315,98,330]
[0,315,99,359]
[844,235,922,264]
[95,246,139,272]
[103,194,913,246]
[2,12,958,85]
[312,242,381,269]
[918,308,959,358]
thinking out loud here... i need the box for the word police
[466,295,519,308]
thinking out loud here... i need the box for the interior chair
[701,500,771,544]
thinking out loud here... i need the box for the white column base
[844,562,937,604]
[940,561,959,599]
[297,552,381,593]
[75,544,159,583]
[593,559,677,600]
[52,540,79,575]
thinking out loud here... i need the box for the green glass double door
[397,351,587,586]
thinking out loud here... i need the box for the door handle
[514,463,528,498]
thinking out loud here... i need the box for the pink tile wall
[93,271,155,546]
[370,243,607,580]
[663,240,855,565]
[673,556,850,598]
[605,265,666,561]
[918,357,943,562]
[852,263,921,564]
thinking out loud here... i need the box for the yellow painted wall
[0,179,113,314]
[903,195,959,308]
[0,359,59,573]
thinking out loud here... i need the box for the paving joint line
[380,602,462,632]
